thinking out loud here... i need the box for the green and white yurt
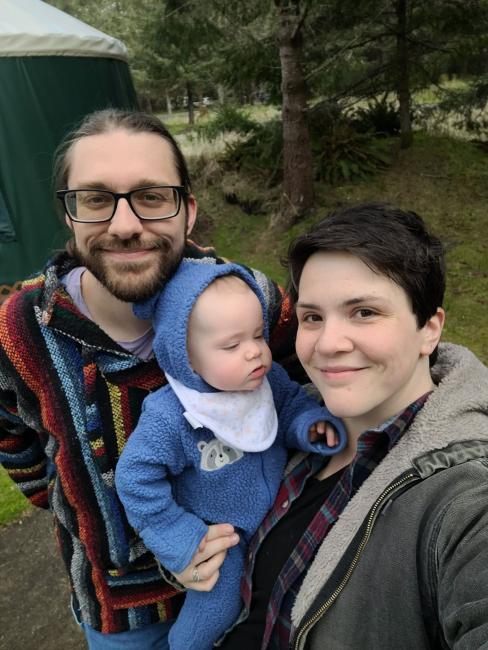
[0,0,138,294]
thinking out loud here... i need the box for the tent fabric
[0,0,128,60]
[0,1,138,286]
[0,190,16,243]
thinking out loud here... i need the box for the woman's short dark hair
[53,109,192,208]
[287,203,446,363]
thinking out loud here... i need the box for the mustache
[89,235,171,253]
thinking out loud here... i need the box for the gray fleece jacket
[291,342,488,650]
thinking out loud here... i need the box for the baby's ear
[133,292,161,320]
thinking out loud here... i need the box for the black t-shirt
[221,470,343,649]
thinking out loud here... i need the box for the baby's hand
[309,421,339,448]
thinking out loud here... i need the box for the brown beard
[72,234,184,302]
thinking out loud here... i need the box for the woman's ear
[420,307,445,356]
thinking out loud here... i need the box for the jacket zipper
[293,471,418,650]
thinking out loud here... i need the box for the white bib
[165,373,278,452]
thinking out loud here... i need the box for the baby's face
[187,277,272,391]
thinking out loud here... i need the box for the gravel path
[0,509,84,650]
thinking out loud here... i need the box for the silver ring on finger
[192,566,201,583]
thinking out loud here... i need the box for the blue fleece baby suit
[115,260,346,650]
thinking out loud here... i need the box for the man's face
[65,129,197,302]
[295,251,444,435]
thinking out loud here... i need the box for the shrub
[222,120,283,185]
[351,96,401,136]
[304,102,392,184]
[312,121,392,184]
[196,104,256,141]
[221,102,393,186]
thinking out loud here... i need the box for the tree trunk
[187,81,195,125]
[165,92,173,115]
[217,84,226,104]
[396,0,413,149]
[274,0,314,227]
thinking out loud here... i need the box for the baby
[115,260,346,649]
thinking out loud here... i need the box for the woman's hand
[172,523,240,592]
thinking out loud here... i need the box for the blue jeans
[81,621,173,649]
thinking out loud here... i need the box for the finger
[206,523,235,541]
[325,425,338,447]
[177,549,228,592]
[194,549,227,583]
[316,421,326,434]
[193,533,239,566]
[185,568,221,592]
[193,527,239,565]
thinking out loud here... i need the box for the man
[0,110,292,649]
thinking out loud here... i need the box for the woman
[176,203,488,649]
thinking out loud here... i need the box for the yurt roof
[0,0,128,60]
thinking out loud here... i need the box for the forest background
[1,0,487,524]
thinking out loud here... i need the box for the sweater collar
[32,253,137,358]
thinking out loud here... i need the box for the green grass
[0,465,31,525]
[413,78,470,104]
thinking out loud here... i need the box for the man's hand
[309,421,339,448]
[172,523,239,592]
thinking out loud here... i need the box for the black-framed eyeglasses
[56,185,187,223]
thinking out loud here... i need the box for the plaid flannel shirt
[239,393,431,649]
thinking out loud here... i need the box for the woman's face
[295,251,443,435]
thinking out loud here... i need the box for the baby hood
[134,259,269,392]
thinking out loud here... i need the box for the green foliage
[351,96,401,136]
[313,123,392,184]
[222,120,283,184]
[309,103,393,184]
[0,466,31,526]
[222,103,392,187]
[196,104,257,141]
[48,0,488,128]
[438,74,488,135]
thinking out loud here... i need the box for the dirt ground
[0,508,84,650]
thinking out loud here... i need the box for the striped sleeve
[0,295,49,508]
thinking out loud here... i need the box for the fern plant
[313,121,392,184]
[196,104,256,141]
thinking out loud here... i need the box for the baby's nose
[245,343,261,360]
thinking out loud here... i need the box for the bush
[221,102,393,187]
[222,120,283,185]
[351,96,401,136]
[312,121,393,184]
[196,104,257,141]
[306,102,392,184]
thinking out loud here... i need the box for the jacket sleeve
[269,362,347,455]
[436,478,488,648]
[115,389,208,575]
[0,360,48,509]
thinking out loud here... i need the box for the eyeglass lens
[65,187,179,221]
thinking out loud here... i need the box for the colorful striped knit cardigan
[0,243,295,633]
